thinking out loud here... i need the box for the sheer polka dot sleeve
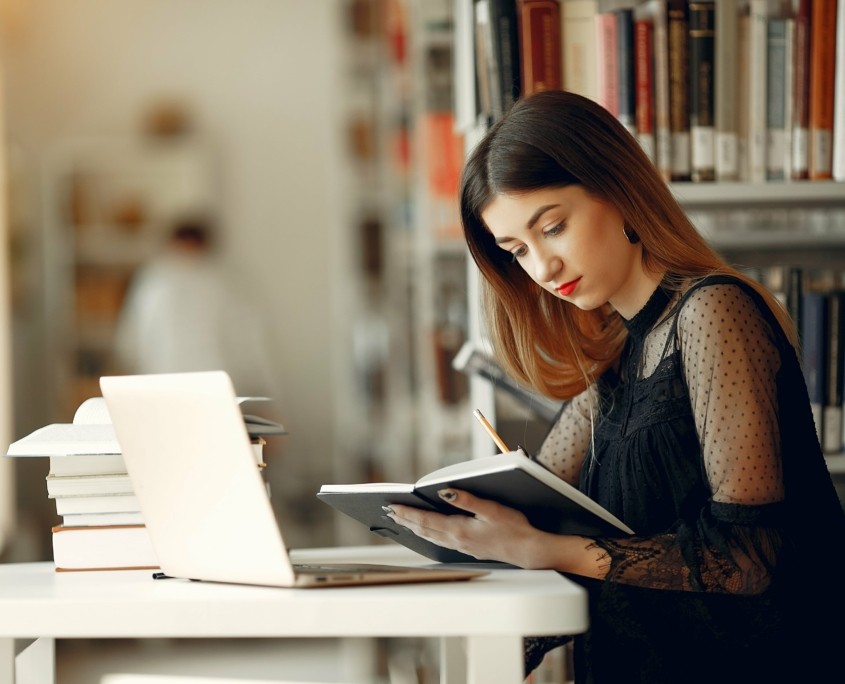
[535,385,595,486]
[675,283,785,506]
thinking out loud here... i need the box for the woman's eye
[544,222,565,237]
[511,246,527,261]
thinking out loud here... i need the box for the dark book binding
[488,0,521,117]
[517,0,562,96]
[689,0,716,182]
[667,0,691,180]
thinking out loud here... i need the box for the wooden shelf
[672,180,845,209]
[703,228,845,251]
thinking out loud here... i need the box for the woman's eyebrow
[526,204,560,230]
[493,204,560,245]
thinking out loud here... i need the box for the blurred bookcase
[40,135,216,421]
[332,0,475,548]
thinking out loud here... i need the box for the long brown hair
[460,90,796,401]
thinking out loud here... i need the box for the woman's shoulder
[675,275,764,317]
[672,275,782,345]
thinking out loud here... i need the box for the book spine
[791,0,812,179]
[595,11,619,116]
[634,17,656,161]
[667,0,690,180]
[616,7,637,135]
[689,0,716,182]
[560,0,599,102]
[747,0,769,183]
[715,0,739,181]
[651,0,672,181]
[824,291,845,454]
[783,17,795,180]
[808,0,838,179]
[786,266,804,332]
[801,291,827,443]
[766,17,791,181]
[453,0,477,132]
[834,0,845,181]
[474,0,494,124]
[488,0,521,116]
[517,0,562,96]
[737,12,751,179]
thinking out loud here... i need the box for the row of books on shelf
[4,396,285,571]
[469,0,844,183]
[763,266,845,455]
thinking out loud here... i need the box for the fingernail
[438,488,456,501]
[381,505,394,514]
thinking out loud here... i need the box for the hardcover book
[791,0,812,179]
[746,0,769,183]
[636,0,671,180]
[667,0,691,180]
[715,0,739,181]
[616,7,636,135]
[488,0,521,117]
[634,14,656,161]
[808,0,838,179]
[595,10,620,117]
[53,493,142,516]
[833,0,845,183]
[824,291,845,454]
[517,0,562,95]
[766,16,794,181]
[689,0,716,182]
[46,472,135,498]
[801,291,827,442]
[560,0,599,102]
[51,524,158,572]
[318,450,634,563]
[834,0,845,181]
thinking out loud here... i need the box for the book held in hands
[317,450,634,563]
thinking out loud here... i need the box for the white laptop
[99,370,487,588]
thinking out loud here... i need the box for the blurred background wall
[0,0,348,558]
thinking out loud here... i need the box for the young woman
[387,90,845,683]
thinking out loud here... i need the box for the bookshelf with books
[452,1,845,465]
[333,0,478,547]
[332,0,416,513]
[674,180,845,475]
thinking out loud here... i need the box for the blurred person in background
[114,217,277,399]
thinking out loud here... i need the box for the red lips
[556,277,581,297]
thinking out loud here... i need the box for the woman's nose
[533,250,563,283]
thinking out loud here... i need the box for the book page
[7,423,120,456]
[73,397,112,424]
[318,482,415,494]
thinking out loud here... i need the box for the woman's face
[481,185,658,319]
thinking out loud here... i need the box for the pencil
[472,408,510,453]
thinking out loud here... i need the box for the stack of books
[6,396,284,571]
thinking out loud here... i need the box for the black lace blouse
[530,275,845,683]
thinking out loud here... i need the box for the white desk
[0,546,588,684]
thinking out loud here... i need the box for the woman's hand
[386,487,558,568]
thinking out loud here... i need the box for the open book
[317,450,634,563]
